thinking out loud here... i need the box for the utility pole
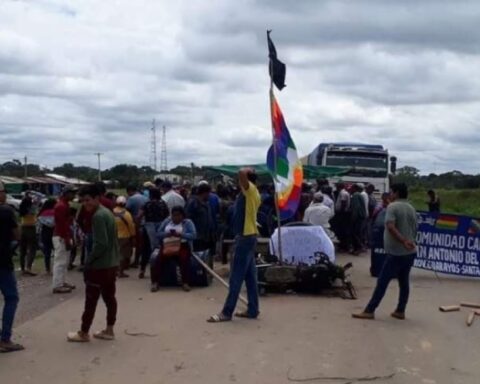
[94,152,103,181]
[24,155,28,178]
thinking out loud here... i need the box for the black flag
[267,30,286,91]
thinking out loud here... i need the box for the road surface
[1,253,480,384]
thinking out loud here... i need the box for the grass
[409,188,480,217]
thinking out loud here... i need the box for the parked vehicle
[6,194,21,211]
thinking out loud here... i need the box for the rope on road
[286,367,396,383]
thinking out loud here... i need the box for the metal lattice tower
[160,125,168,172]
[150,119,157,171]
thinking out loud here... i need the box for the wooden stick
[460,302,480,309]
[467,311,475,327]
[439,305,460,312]
[191,252,248,306]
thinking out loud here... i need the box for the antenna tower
[150,119,157,171]
[160,125,168,172]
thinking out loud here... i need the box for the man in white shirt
[161,181,185,212]
[358,183,369,249]
[334,182,351,252]
[304,192,334,239]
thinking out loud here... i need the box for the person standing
[427,190,440,213]
[186,183,215,252]
[334,182,351,252]
[126,184,149,268]
[67,184,120,342]
[208,168,261,322]
[113,196,136,278]
[350,184,367,255]
[370,192,391,277]
[37,198,56,274]
[52,185,78,294]
[0,181,24,353]
[19,193,38,276]
[353,183,417,320]
[161,181,185,212]
[137,188,169,278]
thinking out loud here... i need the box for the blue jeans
[0,270,19,342]
[222,236,259,318]
[366,253,416,314]
[144,222,162,250]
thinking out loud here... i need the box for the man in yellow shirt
[113,196,136,278]
[208,168,261,322]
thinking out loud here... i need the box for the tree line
[0,160,202,187]
[393,166,480,190]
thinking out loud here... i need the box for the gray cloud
[0,0,480,175]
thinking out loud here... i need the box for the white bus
[305,143,397,194]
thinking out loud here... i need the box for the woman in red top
[37,198,56,274]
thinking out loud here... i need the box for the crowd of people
[0,173,421,352]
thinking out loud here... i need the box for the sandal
[0,342,25,353]
[207,313,232,323]
[53,286,72,294]
[93,330,115,341]
[67,331,90,343]
[235,311,259,319]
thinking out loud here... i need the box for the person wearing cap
[52,184,78,293]
[0,181,24,352]
[303,192,335,240]
[208,168,261,323]
[161,181,185,213]
[113,196,136,277]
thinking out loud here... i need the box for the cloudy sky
[1,0,480,174]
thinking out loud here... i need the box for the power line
[150,119,157,172]
[160,125,168,173]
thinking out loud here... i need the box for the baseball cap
[63,185,78,194]
[313,191,323,200]
[198,180,209,186]
[116,195,127,205]
[143,181,155,188]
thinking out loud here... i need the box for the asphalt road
[2,253,480,384]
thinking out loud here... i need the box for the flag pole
[268,30,284,265]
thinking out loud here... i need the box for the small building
[45,173,91,187]
[23,176,68,196]
[0,176,26,194]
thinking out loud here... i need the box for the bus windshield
[325,151,388,177]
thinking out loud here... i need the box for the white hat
[116,196,127,205]
[198,180,209,186]
[313,191,324,201]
